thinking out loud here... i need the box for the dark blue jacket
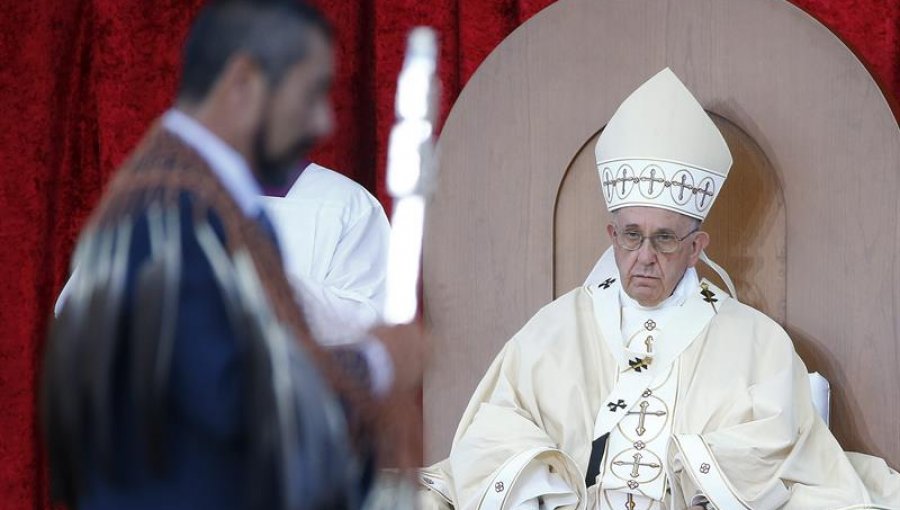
[76,196,360,510]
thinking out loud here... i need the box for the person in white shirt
[262,162,390,345]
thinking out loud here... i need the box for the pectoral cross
[613,452,661,478]
[626,400,666,436]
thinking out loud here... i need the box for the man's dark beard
[252,122,317,189]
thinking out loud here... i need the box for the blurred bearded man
[41,1,424,509]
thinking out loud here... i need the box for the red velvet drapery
[0,1,897,507]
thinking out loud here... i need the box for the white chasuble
[420,279,900,510]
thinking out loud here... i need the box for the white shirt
[261,163,390,345]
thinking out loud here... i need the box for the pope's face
[606,206,709,307]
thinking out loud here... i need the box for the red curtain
[0,1,897,508]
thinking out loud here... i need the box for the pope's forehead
[612,206,696,228]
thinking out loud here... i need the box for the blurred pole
[383,27,439,326]
[366,27,439,510]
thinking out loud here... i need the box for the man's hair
[177,0,332,103]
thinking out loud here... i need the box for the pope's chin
[626,277,663,305]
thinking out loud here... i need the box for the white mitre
[593,68,739,298]
[595,68,732,221]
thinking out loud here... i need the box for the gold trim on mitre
[595,68,733,221]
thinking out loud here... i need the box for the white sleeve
[290,201,390,345]
[292,271,380,344]
[320,201,390,315]
[266,187,391,345]
[507,461,578,510]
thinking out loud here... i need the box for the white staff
[383,27,439,325]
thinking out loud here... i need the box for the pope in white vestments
[262,162,391,344]
[419,69,900,510]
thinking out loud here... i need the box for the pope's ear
[606,223,617,242]
[692,231,710,259]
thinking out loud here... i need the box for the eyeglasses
[613,227,700,254]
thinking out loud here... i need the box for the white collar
[619,266,700,311]
[161,109,262,216]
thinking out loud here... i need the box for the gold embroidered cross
[700,282,719,312]
[613,452,661,478]
[626,400,667,436]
